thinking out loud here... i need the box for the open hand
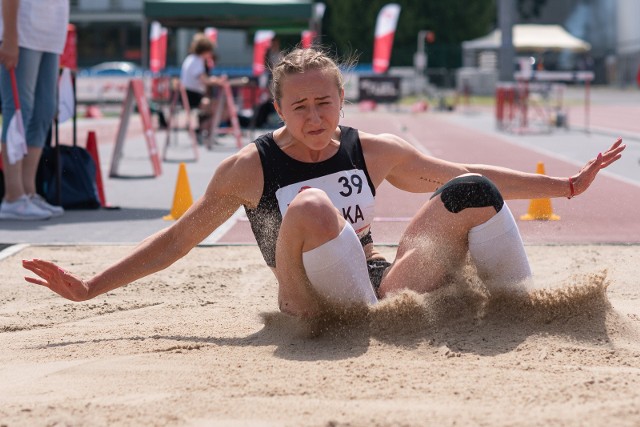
[571,138,625,197]
[22,259,90,302]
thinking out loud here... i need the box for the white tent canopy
[463,24,591,52]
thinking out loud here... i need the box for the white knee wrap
[468,204,532,292]
[302,224,378,306]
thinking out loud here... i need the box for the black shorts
[367,258,392,294]
[185,89,204,109]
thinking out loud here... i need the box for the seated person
[180,33,227,142]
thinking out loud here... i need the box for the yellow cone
[520,162,560,221]
[163,163,193,221]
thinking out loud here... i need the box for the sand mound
[257,267,621,348]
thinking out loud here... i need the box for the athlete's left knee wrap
[430,175,503,213]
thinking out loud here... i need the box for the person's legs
[1,47,42,201]
[23,51,58,196]
[379,194,494,296]
[467,204,531,293]
[275,188,377,317]
[1,144,24,201]
[379,174,531,296]
[18,51,64,216]
[185,90,209,142]
[0,48,53,220]
[198,96,212,139]
[302,224,378,305]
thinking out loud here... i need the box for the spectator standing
[0,0,69,220]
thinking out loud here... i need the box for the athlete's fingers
[609,137,623,151]
[22,261,53,281]
[596,138,625,170]
[601,138,625,162]
[23,259,63,279]
[600,153,622,169]
[24,276,50,287]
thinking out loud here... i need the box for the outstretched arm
[23,194,241,301]
[466,138,625,199]
[367,132,625,200]
[22,148,261,301]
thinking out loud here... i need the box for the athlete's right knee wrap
[430,175,504,213]
[302,224,378,306]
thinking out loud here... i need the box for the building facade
[71,0,253,70]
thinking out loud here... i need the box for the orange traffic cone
[85,130,107,207]
[163,162,193,221]
[520,162,560,221]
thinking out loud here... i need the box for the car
[76,61,149,104]
[81,61,147,77]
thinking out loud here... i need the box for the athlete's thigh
[379,194,493,295]
[28,51,59,147]
[1,48,41,141]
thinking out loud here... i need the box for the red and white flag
[7,68,27,165]
[205,27,218,45]
[159,27,168,69]
[60,24,77,71]
[301,30,316,48]
[57,67,74,123]
[149,21,167,73]
[372,3,401,74]
[252,30,275,76]
[204,27,218,69]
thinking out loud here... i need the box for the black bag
[36,70,100,210]
[37,145,101,209]
[0,166,4,201]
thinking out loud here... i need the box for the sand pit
[1,244,639,426]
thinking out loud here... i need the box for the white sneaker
[0,195,52,220]
[29,194,64,217]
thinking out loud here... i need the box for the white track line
[440,114,640,189]
[200,207,246,244]
[391,116,433,156]
[0,243,29,261]
[488,131,640,189]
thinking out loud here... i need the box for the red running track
[216,110,640,246]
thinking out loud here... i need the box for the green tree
[517,0,548,20]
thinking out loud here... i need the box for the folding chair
[163,82,199,162]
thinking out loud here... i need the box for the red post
[495,86,504,128]
[585,79,590,133]
[86,131,107,207]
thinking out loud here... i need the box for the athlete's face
[275,69,344,151]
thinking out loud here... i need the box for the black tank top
[245,125,376,267]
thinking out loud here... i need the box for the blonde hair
[270,47,350,106]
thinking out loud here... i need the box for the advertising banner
[372,4,401,74]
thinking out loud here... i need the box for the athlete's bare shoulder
[355,130,420,187]
[209,143,263,208]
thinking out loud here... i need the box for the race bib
[275,169,375,236]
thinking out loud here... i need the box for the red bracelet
[567,177,575,199]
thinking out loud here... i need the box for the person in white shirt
[0,0,68,220]
[179,33,227,143]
